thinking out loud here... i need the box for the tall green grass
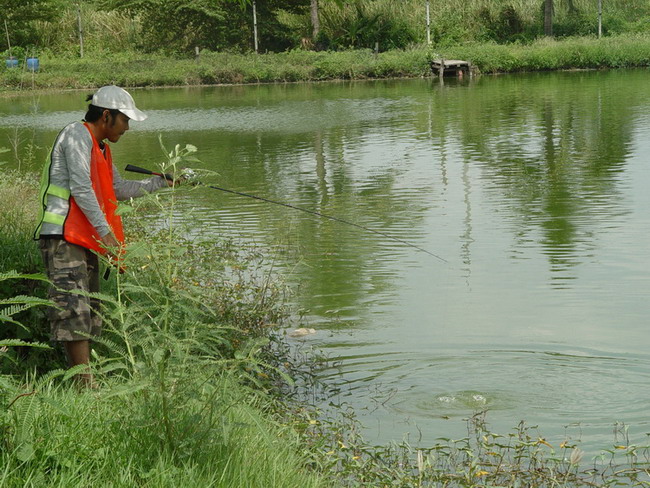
[0,171,52,368]
[274,0,650,48]
[0,171,40,274]
[441,33,650,73]
[0,372,327,487]
[0,48,432,89]
[3,34,650,91]
[32,5,140,57]
[0,144,327,487]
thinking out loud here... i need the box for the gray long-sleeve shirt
[39,121,167,238]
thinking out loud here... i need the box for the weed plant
[285,402,650,487]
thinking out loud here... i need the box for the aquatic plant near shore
[290,407,650,486]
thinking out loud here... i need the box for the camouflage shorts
[39,238,102,342]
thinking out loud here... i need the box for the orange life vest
[63,123,125,256]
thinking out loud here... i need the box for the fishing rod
[125,164,447,263]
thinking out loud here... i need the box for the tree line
[2,0,649,57]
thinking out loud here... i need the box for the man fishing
[34,85,174,387]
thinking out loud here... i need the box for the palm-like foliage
[0,271,52,346]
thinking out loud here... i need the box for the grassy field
[2,34,650,91]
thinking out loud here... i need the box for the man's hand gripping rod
[124,164,447,262]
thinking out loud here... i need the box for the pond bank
[1,34,650,91]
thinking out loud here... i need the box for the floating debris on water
[472,394,487,404]
[288,327,316,338]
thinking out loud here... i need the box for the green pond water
[2,71,650,451]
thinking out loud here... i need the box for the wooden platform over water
[430,59,472,78]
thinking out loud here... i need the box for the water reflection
[428,74,637,284]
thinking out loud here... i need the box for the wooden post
[426,0,431,45]
[311,0,320,42]
[544,0,553,37]
[598,0,602,39]
[252,0,259,53]
[4,19,12,57]
[77,2,84,58]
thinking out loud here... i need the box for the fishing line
[125,164,448,263]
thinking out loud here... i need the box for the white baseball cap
[91,85,147,121]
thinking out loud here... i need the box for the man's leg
[63,340,94,387]
[64,339,90,365]
[39,239,102,388]
[66,248,99,387]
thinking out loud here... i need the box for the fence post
[598,0,602,38]
[253,0,259,53]
[77,1,84,58]
[426,0,431,45]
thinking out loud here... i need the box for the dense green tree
[254,0,311,52]
[5,0,650,56]
[309,0,344,45]
[316,1,419,51]
[1,0,61,51]
[99,0,239,52]
[99,0,308,53]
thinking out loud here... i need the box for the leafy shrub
[554,12,597,38]
[1,0,60,50]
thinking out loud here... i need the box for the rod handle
[125,164,173,181]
